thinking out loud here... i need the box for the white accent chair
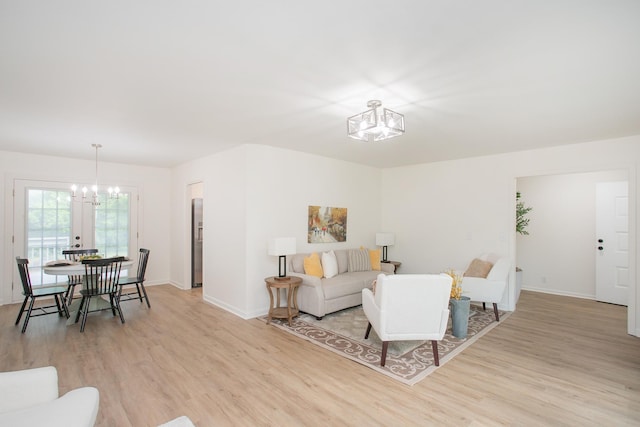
[0,366,99,427]
[460,254,511,321]
[362,273,453,367]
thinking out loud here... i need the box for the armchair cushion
[464,258,493,278]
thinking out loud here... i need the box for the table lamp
[375,232,395,262]
[268,237,296,280]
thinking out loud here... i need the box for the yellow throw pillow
[303,252,324,278]
[369,248,381,271]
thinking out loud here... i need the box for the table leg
[266,283,274,324]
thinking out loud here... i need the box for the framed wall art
[308,205,347,243]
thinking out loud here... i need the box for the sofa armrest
[0,366,59,413]
[379,263,395,274]
[288,272,325,318]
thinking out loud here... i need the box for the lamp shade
[268,237,297,256]
[375,232,395,246]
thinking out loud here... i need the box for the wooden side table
[381,260,401,273]
[265,276,302,326]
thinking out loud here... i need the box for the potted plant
[445,269,470,338]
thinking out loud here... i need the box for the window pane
[26,189,72,285]
[95,193,130,258]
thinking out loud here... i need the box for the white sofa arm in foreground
[0,366,99,427]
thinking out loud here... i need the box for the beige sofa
[288,248,394,319]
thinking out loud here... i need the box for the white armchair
[362,273,453,367]
[0,366,99,427]
[460,253,511,321]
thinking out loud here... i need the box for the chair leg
[22,298,36,333]
[15,296,28,325]
[109,294,117,317]
[432,341,440,366]
[65,284,76,307]
[135,283,143,302]
[113,294,125,324]
[75,297,86,323]
[380,341,389,367]
[60,295,70,319]
[493,303,500,321]
[139,283,151,308]
[53,294,63,317]
[364,322,372,339]
[80,297,91,332]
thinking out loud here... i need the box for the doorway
[516,170,630,303]
[188,182,203,288]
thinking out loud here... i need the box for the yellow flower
[444,269,463,300]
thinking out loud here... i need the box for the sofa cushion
[303,253,323,278]
[290,254,305,274]
[321,250,338,279]
[335,249,349,274]
[369,248,381,271]
[348,248,371,272]
[464,258,493,278]
[322,271,376,300]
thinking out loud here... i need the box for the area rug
[263,304,511,385]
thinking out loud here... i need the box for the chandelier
[70,144,119,206]
[347,100,405,142]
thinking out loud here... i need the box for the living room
[0,0,640,425]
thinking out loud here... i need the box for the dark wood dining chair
[62,248,99,306]
[118,248,151,308]
[15,257,69,333]
[75,256,125,332]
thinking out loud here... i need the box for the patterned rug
[263,304,511,385]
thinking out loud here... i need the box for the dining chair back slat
[118,248,151,308]
[62,248,99,305]
[75,256,125,332]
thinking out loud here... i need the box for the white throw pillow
[322,250,339,278]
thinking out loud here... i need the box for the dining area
[15,248,151,333]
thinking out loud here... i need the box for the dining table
[43,258,135,324]
[43,258,134,275]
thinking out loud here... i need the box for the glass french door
[12,179,137,301]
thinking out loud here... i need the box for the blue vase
[450,296,471,338]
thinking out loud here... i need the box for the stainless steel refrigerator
[191,198,203,288]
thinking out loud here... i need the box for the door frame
[3,174,139,305]
[514,167,636,336]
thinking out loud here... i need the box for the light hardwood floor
[1,286,639,426]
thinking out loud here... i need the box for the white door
[595,181,628,306]
[12,179,138,302]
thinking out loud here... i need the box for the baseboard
[521,286,595,300]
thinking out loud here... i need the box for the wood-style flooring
[1,286,639,426]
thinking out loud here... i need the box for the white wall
[517,170,628,298]
[0,150,172,305]
[381,135,639,336]
[170,144,382,318]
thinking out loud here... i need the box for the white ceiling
[1,1,639,168]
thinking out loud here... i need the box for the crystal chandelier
[70,144,119,206]
[347,100,405,142]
